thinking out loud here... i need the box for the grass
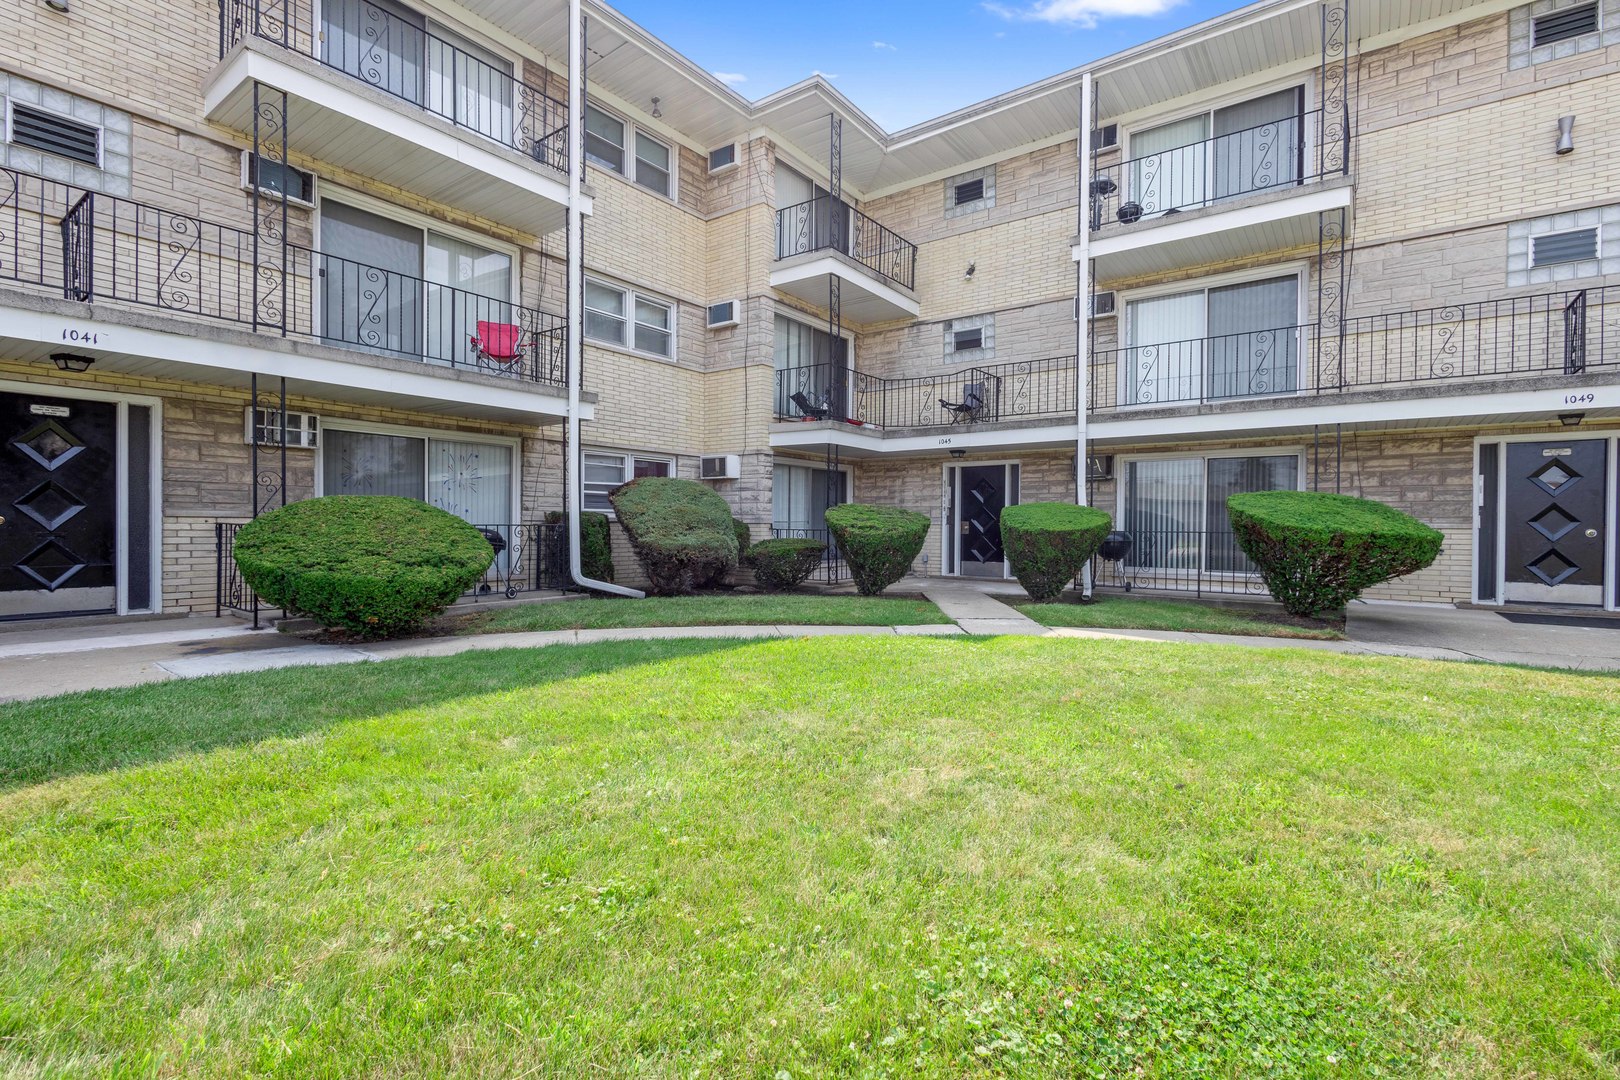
[459,593,949,633]
[1,637,1616,1076]
[1020,593,1343,639]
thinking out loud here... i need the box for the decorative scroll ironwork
[60,192,93,302]
[1319,0,1351,177]
[1089,529,1272,598]
[774,196,916,289]
[216,521,263,626]
[1564,290,1588,373]
[251,81,289,334]
[220,0,291,54]
[468,523,569,599]
[249,372,289,520]
[1315,207,1347,390]
[826,112,845,518]
[771,526,850,584]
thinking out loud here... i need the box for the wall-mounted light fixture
[1559,412,1585,427]
[949,448,967,459]
[964,262,976,281]
[42,0,69,13]
[1556,115,1575,155]
[650,96,663,119]
[51,352,95,372]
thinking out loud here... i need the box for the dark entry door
[1504,440,1607,605]
[958,465,1008,578]
[0,393,118,618]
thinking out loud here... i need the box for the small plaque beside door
[28,404,70,418]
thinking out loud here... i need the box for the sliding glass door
[774,315,847,417]
[1123,454,1300,574]
[1129,88,1304,215]
[323,428,513,525]
[1124,275,1299,405]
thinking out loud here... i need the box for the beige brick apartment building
[1,0,1617,618]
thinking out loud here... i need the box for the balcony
[1081,108,1352,279]
[768,285,1619,451]
[206,0,576,236]
[0,165,575,421]
[770,196,920,324]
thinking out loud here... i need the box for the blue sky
[611,0,1233,131]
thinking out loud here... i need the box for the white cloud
[872,40,897,50]
[811,69,840,80]
[983,0,1179,27]
[712,71,748,87]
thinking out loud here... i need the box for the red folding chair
[470,320,527,371]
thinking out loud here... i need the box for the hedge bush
[699,517,753,589]
[747,537,827,591]
[824,504,930,596]
[1000,502,1113,602]
[233,496,490,637]
[609,477,739,595]
[1227,491,1444,617]
[543,510,615,584]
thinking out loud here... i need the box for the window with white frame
[321,426,514,524]
[584,278,675,358]
[583,451,673,512]
[1123,273,1301,405]
[584,103,675,197]
[1121,454,1299,573]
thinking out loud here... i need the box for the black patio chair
[939,382,987,424]
[790,390,831,421]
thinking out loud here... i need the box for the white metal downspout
[566,0,643,597]
[1076,72,1094,599]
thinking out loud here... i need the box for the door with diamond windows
[1,393,118,618]
[948,463,1019,579]
[1504,440,1607,605]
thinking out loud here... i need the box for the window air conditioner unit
[1074,291,1117,320]
[1086,454,1114,481]
[700,453,741,480]
[707,300,739,328]
[244,406,319,448]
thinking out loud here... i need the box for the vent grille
[952,327,983,351]
[1531,228,1599,267]
[953,178,985,206]
[1533,3,1598,45]
[9,104,100,166]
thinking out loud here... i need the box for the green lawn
[1,638,1615,1076]
[1021,593,1343,639]
[460,593,949,633]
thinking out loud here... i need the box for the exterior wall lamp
[1556,115,1575,155]
[1559,412,1585,427]
[50,352,95,372]
[42,0,69,12]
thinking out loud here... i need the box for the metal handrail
[774,195,917,290]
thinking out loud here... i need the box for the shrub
[1000,502,1113,602]
[824,504,930,596]
[609,477,739,595]
[699,517,753,589]
[747,537,827,591]
[233,495,490,637]
[1227,491,1443,618]
[543,510,615,584]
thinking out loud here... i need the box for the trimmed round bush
[233,495,491,637]
[824,504,929,596]
[543,510,616,585]
[700,517,753,589]
[609,477,739,595]
[1001,502,1113,602]
[1227,491,1444,618]
[747,537,826,591]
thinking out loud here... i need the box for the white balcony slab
[204,40,584,238]
[770,251,920,325]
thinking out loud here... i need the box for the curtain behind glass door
[1212,88,1303,200]
[424,232,512,369]
[1125,291,1204,405]
[1205,456,1299,572]
[1123,458,1203,571]
[774,316,838,417]
[322,0,426,104]
[323,429,427,497]
[1205,277,1299,399]
[319,200,424,358]
[1130,114,1207,216]
[426,21,513,143]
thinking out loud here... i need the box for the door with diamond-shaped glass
[1503,440,1607,605]
[1,392,118,618]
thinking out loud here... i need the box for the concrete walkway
[3,587,1617,704]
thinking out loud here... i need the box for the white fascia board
[768,256,921,318]
[1,304,582,421]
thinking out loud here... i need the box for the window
[1122,454,1299,574]
[583,451,672,512]
[1093,123,1119,149]
[952,327,983,352]
[1534,1,1598,43]
[773,462,848,533]
[584,103,675,198]
[1531,227,1600,267]
[584,105,626,172]
[953,178,985,207]
[584,278,675,358]
[708,143,738,172]
[243,152,315,206]
[1127,87,1305,215]
[1124,274,1300,404]
[8,104,100,166]
[322,427,514,524]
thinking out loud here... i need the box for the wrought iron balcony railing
[1090,528,1270,598]
[775,195,917,290]
[4,165,566,385]
[219,0,569,172]
[768,526,850,584]
[1089,107,1346,229]
[771,286,1616,433]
